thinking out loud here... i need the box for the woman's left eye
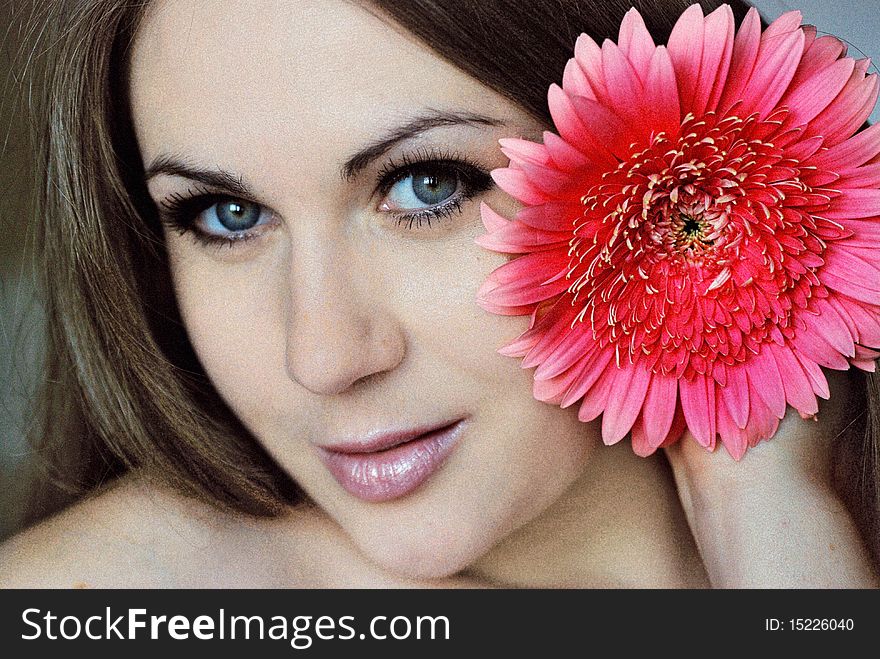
[377,160,493,228]
[381,167,460,210]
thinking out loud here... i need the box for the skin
[0,0,876,587]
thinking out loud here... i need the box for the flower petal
[515,161,587,201]
[601,362,651,444]
[532,359,583,405]
[854,345,880,361]
[657,405,689,449]
[837,161,880,189]
[746,345,787,419]
[640,373,678,449]
[515,201,584,232]
[498,137,551,166]
[667,3,705,117]
[823,245,880,287]
[744,380,782,448]
[491,168,548,205]
[547,84,617,166]
[629,414,658,457]
[477,248,571,309]
[679,374,717,449]
[698,4,735,115]
[811,122,880,170]
[815,72,879,146]
[794,351,831,399]
[809,298,856,357]
[601,39,647,129]
[738,29,806,119]
[763,10,803,39]
[560,348,615,408]
[719,7,762,113]
[562,57,596,100]
[542,131,595,172]
[498,297,573,358]
[781,57,855,127]
[644,46,681,139]
[573,33,608,101]
[475,221,568,254]
[618,7,655,81]
[825,189,880,220]
[567,95,638,161]
[820,271,880,305]
[532,319,598,377]
[769,343,819,415]
[577,359,619,422]
[831,295,880,347]
[479,201,510,233]
[789,326,852,370]
[717,392,748,460]
[722,364,750,430]
[792,35,847,88]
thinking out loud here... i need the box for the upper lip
[316,418,465,454]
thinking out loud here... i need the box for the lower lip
[317,420,466,503]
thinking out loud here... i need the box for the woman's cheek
[167,243,287,427]
[412,229,530,379]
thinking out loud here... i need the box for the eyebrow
[144,156,254,197]
[143,109,503,191]
[340,109,503,180]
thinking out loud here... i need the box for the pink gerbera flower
[476,4,880,459]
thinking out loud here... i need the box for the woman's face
[131,0,600,577]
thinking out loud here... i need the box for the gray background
[1,0,879,540]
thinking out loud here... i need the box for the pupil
[217,200,261,231]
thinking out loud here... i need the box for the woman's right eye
[160,193,278,247]
[199,199,271,235]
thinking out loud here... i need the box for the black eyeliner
[154,146,495,247]
[375,146,493,229]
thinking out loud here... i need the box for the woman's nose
[283,242,406,396]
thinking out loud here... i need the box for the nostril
[284,323,406,396]
[340,370,391,396]
[284,274,407,396]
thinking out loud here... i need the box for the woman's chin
[350,519,497,582]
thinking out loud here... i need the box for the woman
[0,0,877,587]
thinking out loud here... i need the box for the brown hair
[22,1,299,522]
[18,0,880,564]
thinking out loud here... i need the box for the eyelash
[375,147,493,230]
[159,187,260,248]
[156,148,493,249]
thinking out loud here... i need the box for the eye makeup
[154,145,494,249]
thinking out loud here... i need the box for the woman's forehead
[129,0,523,178]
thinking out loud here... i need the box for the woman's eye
[160,192,279,249]
[199,199,270,236]
[381,166,461,211]
[374,158,493,230]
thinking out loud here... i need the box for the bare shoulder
[0,474,294,588]
[0,475,493,588]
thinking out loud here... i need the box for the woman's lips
[316,419,467,502]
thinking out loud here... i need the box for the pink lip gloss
[316,420,466,502]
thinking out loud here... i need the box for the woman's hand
[664,369,879,588]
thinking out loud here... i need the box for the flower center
[653,200,725,261]
[677,215,711,245]
[564,110,837,381]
